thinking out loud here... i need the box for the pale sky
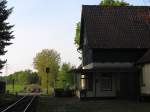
[1,0,149,76]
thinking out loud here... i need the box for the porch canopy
[70,67,138,74]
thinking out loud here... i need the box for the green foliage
[6,84,24,93]
[4,70,39,85]
[26,71,40,84]
[33,49,60,89]
[57,63,74,89]
[100,0,129,6]
[74,22,80,47]
[0,0,14,70]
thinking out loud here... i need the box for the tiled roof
[80,5,150,48]
[137,49,150,64]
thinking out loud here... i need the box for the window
[81,75,86,89]
[101,74,112,91]
[80,74,93,90]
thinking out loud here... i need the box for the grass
[6,84,50,94]
[37,96,150,112]
[6,84,24,93]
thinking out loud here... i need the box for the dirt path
[36,96,79,112]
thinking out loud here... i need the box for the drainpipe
[137,65,143,101]
[95,76,98,97]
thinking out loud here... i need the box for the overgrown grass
[6,84,52,94]
[6,84,24,93]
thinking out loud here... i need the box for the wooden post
[12,79,15,93]
[46,67,50,94]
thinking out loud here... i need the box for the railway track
[1,95,37,112]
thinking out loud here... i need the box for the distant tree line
[0,57,75,91]
[0,70,39,85]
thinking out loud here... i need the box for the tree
[27,72,39,84]
[33,49,60,91]
[74,0,129,47]
[74,22,80,47]
[0,0,14,70]
[57,63,74,89]
[100,0,129,6]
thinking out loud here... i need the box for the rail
[1,95,37,112]
[23,95,36,112]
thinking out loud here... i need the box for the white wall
[141,64,150,95]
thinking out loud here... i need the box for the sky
[1,0,150,76]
